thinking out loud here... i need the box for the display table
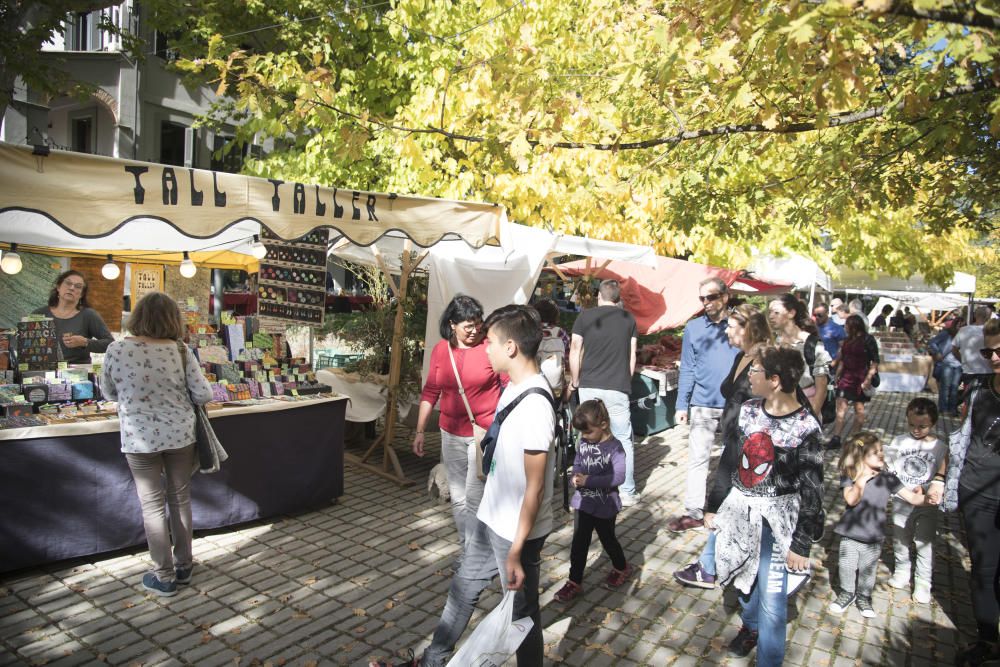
[0,396,347,573]
[877,353,934,393]
[630,366,679,436]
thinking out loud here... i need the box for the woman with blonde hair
[102,292,213,597]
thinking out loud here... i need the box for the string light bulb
[249,234,268,259]
[1,243,22,275]
[101,254,120,280]
[179,251,197,278]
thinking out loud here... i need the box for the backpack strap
[480,387,555,477]
[803,333,818,369]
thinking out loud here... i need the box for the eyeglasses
[63,281,85,291]
[980,347,1000,360]
[812,312,827,319]
[699,293,723,303]
[748,365,765,375]
[454,322,481,333]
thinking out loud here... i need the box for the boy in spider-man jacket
[710,346,824,667]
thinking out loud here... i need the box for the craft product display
[16,317,60,370]
[258,227,329,328]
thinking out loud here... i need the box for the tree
[147,1,1000,283]
[0,1,137,120]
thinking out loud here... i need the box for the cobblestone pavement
[0,391,976,666]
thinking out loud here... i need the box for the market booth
[0,142,503,570]
[835,267,976,394]
[556,256,791,435]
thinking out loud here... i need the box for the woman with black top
[673,304,772,589]
[32,270,113,364]
[956,317,1000,666]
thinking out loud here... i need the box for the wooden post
[346,242,429,486]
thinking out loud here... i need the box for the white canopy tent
[747,252,832,311]
[835,267,976,323]
[329,221,657,379]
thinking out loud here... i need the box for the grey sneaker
[856,596,877,618]
[828,590,855,614]
[175,565,194,585]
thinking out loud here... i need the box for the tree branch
[807,0,1000,30]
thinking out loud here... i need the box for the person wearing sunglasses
[31,269,113,364]
[951,317,1000,666]
[812,303,846,363]
[668,277,739,532]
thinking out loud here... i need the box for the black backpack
[479,387,557,477]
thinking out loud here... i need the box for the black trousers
[960,486,1000,642]
[569,509,626,584]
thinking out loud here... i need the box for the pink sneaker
[553,580,583,602]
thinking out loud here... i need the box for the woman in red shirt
[412,295,504,562]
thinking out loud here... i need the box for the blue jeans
[579,388,635,495]
[938,364,961,414]
[739,520,788,667]
[421,519,547,667]
[698,530,717,576]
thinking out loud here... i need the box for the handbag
[447,345,487,481]
[176,341,228,474]
[941,388,976,512]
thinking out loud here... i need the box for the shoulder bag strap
[447,345,479,428]
[176,340,195,404]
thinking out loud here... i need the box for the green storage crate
[630,372,677,436]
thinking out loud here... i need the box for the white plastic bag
[445,590,534,667]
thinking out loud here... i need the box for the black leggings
[959,486,1000,642]
[569,510,626,584]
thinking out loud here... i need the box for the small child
[553,399,631,602]
[830,432,929,618]
[884,398,947,603]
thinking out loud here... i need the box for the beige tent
[0,142,504,268]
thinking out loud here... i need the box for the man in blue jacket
[668,277,739,532]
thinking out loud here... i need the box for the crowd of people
[368,280,999,667]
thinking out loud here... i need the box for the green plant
[322,262,427,400]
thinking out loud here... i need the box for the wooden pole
[347,243,430,486]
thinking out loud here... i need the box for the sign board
[130,264,164,307]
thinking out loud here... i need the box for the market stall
[0,396,346,572]
[0,142,504,546]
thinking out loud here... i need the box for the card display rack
[258,227,329,329]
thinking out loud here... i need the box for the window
[211,134,248,173]
[159,121,186,166]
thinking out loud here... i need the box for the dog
[427,463,450,503]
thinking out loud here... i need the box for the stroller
[555,390,579,511]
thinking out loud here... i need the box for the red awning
[554,256,792,334]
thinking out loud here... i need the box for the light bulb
[250,234,268,259]
[1,244,22,275]
[179,252,197,278]
[102,254,120,280]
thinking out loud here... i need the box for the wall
[0,253,62,329]
[69,257,125,332]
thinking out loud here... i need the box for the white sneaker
[887,572,909,590]
[913,580,932,604]
[620,492,640,507]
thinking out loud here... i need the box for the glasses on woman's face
[980,347,1000,360]
[62,281,85,291]
[748,364,765,375]
[455,321,481,334]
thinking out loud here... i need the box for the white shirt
[954,325,992,375]
[884,434,947,491]
[477,374,555,542]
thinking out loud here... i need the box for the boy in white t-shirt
[884,397,947,604]
[372,305,555,667]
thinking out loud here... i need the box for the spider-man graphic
[739,431,775,488]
